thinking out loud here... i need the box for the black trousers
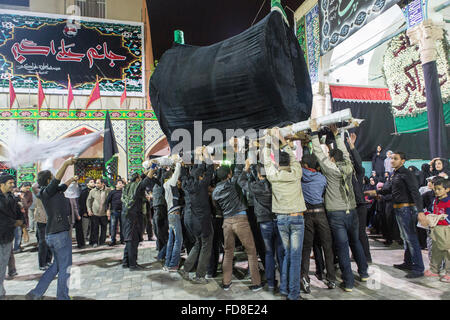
[90,216,108,245]
[74,219,85,248]
[312,235,325,276]
[184,224,214,278]
[301,211,336,282]
[145,211,153,240]
[154,205,169,252]
[123,240,139,267]
[36,222,52,268]
[356,205,372,262]
[208,216,224,277]
[181,211,196,255]
[247,206,265,268]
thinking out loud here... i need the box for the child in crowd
[419,179,450,283]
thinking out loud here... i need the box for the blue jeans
[277,214,304,300]
[259,219,284,288]
[29,231,72,300]
[110,211,123,244]
[165,212,183,268]
[13,227,22,251]
[394,206,424,273]
[327,210,368,288]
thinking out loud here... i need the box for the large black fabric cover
[150,12,312,149]
[423,61,449,158]
[332,100,450,160]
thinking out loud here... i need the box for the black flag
[103,111,119,186]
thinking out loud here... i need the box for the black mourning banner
[0,10,144,96]
[150,12,313,149]
[319,0,399,55]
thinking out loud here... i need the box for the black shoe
[384,240,393,246]
[222,282,232,291]
[25,292,43,300]
[39,267,48,271]
[249,284,263,292]
[178,269,190,280]
[405,272,424,279]
[122,264,129,269]
[324,279,336,289]
[130,264,146,270]
[8,271,18,278]
[300,277,311,294]
[339,282,353,292]
[130,266,145,271]
[191,276,209,284]
[109,242,116,247]
[393,263,413,271]
[315,272,323,281]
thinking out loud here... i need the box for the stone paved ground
[3,231,449,300]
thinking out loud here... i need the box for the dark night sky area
[147,0,305,61]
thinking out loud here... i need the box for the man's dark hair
[116,179,124,185]
[0,174,15,185]
[394,151,407,160]
[85,177,93,184]
[301,154,318,169]
[278,151,290,167]
[329,148,344,162]
[163,170,172,181]
[20,182,31,188]
[37,170,52,187]
[130,173,140,182]
[217,166,231,181]
[433,178,450,189]
[256,163,266,177]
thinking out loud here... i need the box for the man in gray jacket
[264,128,306,300]
[310,120,369,292]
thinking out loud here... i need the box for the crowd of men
[0,120,449,300]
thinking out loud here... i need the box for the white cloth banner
[4,128,104,169]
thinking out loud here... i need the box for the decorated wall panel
[0,9,144,96]
[126,120,145,177]
[305,4,320,83]
[16,119,37,185]
[383,32,449,118]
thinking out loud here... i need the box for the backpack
[121,181,140,216]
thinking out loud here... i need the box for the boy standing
[419,179,450,283]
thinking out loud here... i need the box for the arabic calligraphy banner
[319,0,398,55]
[306,5,320,83]
[0,9,144,96]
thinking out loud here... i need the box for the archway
[147,136,170,159]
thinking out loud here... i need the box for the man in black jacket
[346,133,372,263]
[122,168,158,270]
[0,174,23,300]
[212,162,262,292]
[26,157,78,300]
[78,178,94,243]
[180,146,214,284]
[238,160,282,293]
[106,179,124,246]
[152,168,168,261]
[366,151,425,278]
